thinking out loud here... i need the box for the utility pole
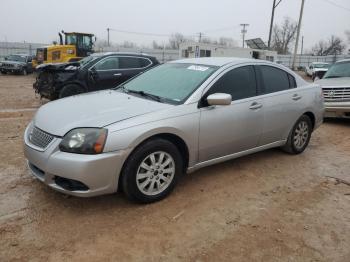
[292,0,306,70]
[268,0,282,49]
[240,24,249,48]
[301,35,304,55]
[107,28,110,47]
[198,32,203,43]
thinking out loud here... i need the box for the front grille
[2,63,14,68]
[29,126,54,149]
[323,87,350,102]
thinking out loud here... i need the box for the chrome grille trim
[323,87,350,102]
[29,126,55,149]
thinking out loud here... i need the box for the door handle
[114,73,122,77]
[249,102,263,110]
[292,94,302,101]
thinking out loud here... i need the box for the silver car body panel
[24,57,324,197]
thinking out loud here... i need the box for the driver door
[198,65,264,162]
[88,56,124,90]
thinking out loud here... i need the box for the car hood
[315,77,350,87]
[313,68,328,72]
[34,90,173,136]
[36,62,80,72]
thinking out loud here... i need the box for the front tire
[59,84,85,98]
[121,138,183,203]
[282,115,312,154]
[22,68,27,75]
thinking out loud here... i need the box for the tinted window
[207,66,257,101]
[139,58,151,67]
[95,57,119,70]
[288,74,296,88]
[119,57,142,69]
[260,66,290,93]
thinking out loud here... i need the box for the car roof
[91,52,155,59]
[170,57,274,67]
[335,58,350,63]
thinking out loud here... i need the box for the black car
[0,54,34,75]
[33,52,159,100]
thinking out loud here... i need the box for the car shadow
[324,117,350,126]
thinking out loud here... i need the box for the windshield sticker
[187,65,209,71]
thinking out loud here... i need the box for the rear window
[260,65,290,94]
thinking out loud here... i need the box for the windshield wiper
[124,89,163,102]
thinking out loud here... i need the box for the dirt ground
[0,74,349,262]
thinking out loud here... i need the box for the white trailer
[179,41,277,62]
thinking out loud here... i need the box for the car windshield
[121,63,218,104]
[323,61,350,78]
[314,63,330,69]
[6,55,26,62]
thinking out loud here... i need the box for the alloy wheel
[136,151,175,196]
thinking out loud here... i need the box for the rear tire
[282,115,312,154]
[121,138,183,203]
[59,84,85,98]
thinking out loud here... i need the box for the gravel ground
[0,74,349,262]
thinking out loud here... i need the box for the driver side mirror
[207,93,232,106]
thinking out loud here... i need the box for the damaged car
[33,52,159,100]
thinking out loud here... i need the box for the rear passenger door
[118,56,153,84]
[256,65,301,145]
[198,65,264,162]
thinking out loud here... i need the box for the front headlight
[59,128,108,154]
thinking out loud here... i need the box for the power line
[108,28,171,37]
[320,0,350,12]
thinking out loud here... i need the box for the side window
[139,58,151,68]
[27,56,32,62]
[94,57,119,70]
[288,74,296,88]
[207,66,257,101]
[260,65,290,94]
[119,57,142,69]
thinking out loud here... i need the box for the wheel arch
[303,111,315,130]
[117,132,190,191]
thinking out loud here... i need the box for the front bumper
[1,67,22,73]
[324,102,350,118]
[23,125,130,197]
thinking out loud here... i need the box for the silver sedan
[24,57,324,203]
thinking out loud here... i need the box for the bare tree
[152,40,164,49]
[218,37,237,47]
[311,35,345,55]
[119,41,137,48]
[168,33,187,49]
[346,30,350,43]
[271,17,298,54]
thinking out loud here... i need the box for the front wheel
[21,68,27,75]
[121,138,183,203]
[282,115,312,154]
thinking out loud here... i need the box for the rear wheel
[282,115,312,154]
[59,84,85,98]
[121,138,183,203]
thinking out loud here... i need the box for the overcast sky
[1,0,349,50]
